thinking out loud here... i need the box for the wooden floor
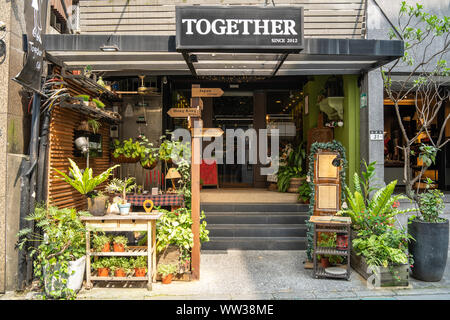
[200,188,299,203]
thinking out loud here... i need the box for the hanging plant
[305,140,347,261]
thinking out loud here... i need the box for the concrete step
[201,202,309,213]
[204,212,309,224]
[202,237,307,250]
[207,224,307,237]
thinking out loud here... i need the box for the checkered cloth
[125,194,184,207]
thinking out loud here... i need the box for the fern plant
[54,159,119,198]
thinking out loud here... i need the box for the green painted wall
[334,75,360,191]
[301,75,360,190]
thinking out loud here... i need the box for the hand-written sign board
[167,108,201,117]
[191,88,224,98]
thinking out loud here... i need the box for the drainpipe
[17,92,41,289]
[36,110,51,203]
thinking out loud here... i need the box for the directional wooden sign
[192,128,224,138]
[167,108,201,118]
[191,87,224,98]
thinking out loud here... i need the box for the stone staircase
[200,203,309,250]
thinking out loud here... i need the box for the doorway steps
[200,203,309,250]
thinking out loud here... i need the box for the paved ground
[1,250,449,300]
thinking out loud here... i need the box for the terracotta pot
[135,268,146,277]
[97,268,109,277]
[161,273,173,284]
[320,257,331,269]
[101,243,110,252]
[114,268,126,277]
[113,243,125,252]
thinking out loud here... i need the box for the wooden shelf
[91,275,148,281]
[91,246,148,257]
[62,72,121,102]
[60,101,121,123]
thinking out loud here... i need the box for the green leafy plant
[112,138,142,160]
[153,207,209,265]
[298,180,311,203]
[137,135,158,167]
[113,235,128,249]
[87,118,101,134]
[157,263,178,277]
[352,230,412,268]
[132,256,147,270]
[17,205,90,299]
[158,134,190,163]
[91,98,105,108]
[54,158,119,198]
[415,178,445,223]
[106,177,136,204]
[92,233,111,252]
[276,143,306,192]
[109,257,132,274]
[91,257,111,270]
[74,94,90,102]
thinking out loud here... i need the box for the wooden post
[190,84,202,280]
[85,230,92,289]
[147,221,152,290]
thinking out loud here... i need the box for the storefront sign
[14,0,48,92]
[176,6,304,52]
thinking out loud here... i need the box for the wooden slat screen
[46,73,114,211]
[78,0,366,39]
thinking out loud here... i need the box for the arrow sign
[191,87,224,98]
[167,108,201,118]
[192,128,224,138]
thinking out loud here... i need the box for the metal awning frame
[44,35,404,78]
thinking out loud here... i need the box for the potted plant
[157,263,178,284]
[54,158,119,216]
[408,178,448,281]
[112,235,128,252]
[74,94,90,106]
[133,256,147,277]
[17,206,90,299]
[297,180,311,204]
[112,138,141,163]
[106,177,136,215]
[92,233,111,252]
[110,257,131,277]
[276,144,306,193]
[137,135,159,170]
[317,233,337,268]
[92,257,111,277]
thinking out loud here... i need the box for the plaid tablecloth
[125,194,185,207]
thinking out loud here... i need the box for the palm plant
[54,158,119,198]
[106,177,136,204]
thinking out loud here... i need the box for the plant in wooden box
[133,256,147,277]
[109,257,132,277]
[92,258,111,277]
[408,178,448,281]
[112,235,128,252]
[158,263,178,284]
[106,177,136,215]
[17,205,90,299]
[92,233,112,252]
[54,158,119,216]
[137,134,158,170]
[337,161,416,287]
[276,143,306,193]
[112,138,142,163]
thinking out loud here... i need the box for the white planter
[44,256,86,297]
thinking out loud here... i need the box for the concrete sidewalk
[1,250,449,300]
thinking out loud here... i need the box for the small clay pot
[113,243,125,252]
[320,257,331,269]
[101,243,110,252]
[114,268,126,277]
[135,268,146,277]
[161,273,173,284]
[97,268,109,277]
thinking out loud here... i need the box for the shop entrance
[213,94,254,187]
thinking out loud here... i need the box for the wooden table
[80,213,163,290]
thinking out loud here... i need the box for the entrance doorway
[213,94,254,187]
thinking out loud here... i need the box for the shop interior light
[100,44,119,52]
